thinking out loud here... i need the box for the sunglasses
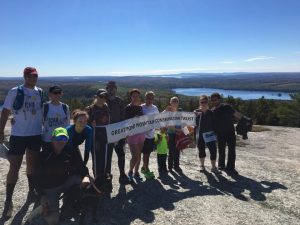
[211,98,219,102]
[25,74,38,78]
[54,135,68,141]
[98,95,107,99]
[200,101,208,104]
[52,91,62,95]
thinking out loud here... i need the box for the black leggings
[168,133,180,168]
[197,136,217,160]
[92,140,113,177]
[114,138,126,175]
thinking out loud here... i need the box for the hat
[49,85,62,93]
[95,89,107,97]
[52,127,69,139]
[23,67,38,76]
[106,81,117,89]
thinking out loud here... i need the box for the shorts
[9,135,42,155]
[127,133,145,145]
[142,138,155,154]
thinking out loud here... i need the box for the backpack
[43,102,68,122]
[12,85,44,111]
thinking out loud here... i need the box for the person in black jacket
[35,127,89,225]
[211,93,243,175]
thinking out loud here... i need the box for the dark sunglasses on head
[54,135,68,141]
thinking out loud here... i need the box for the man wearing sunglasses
[210,93,243,175]
[34,127,89,225]
[0,67,44,219]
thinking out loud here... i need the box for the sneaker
[174,166,183,173]
[119,174,131,184]
[133,172,143,182]
[2,200,13,219]
[211,167,221,174]
[200,166,206,173]
[128,171,134,182]
[144,170,155,180]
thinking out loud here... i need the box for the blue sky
[0,0,300,76]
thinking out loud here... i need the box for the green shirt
[155,132,168,155]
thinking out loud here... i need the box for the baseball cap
[23,67,38,76]
[52,127,69,140]
[49,85,62,93]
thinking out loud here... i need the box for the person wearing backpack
[42,86,70,154]
[0,67,44,219]
[85,89,113,177]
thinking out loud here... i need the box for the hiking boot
[200,166,206,173]
[119,174,131,184]
[174,166,183,173]
[211,167,221,174]
[144,170,155,180]
[2,200,13,219]
[133,172,143,182]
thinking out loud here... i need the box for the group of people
[0,67,244,224]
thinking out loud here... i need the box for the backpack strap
[43,102,50,122]
[62,103,68,117]
[37,88,45,107]
[12,85,24,111]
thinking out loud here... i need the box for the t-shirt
[212,103,235,134]
[106,96,125,123]
[66,125,93,154]
[3,86,43,136]
[155,132,168,155]
[125,104,143,119]
[42,102,70,142]
[142,103,159,138]
[85,104,110,142]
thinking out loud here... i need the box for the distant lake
[172,88,292,100]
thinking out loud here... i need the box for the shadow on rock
[89,172,223,225]
[204,171,287,202]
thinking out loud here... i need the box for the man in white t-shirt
[42,85,70,153]
[141,91,159,179]
[0,67,43,219]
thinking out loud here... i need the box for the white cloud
[295,51,300,54]
[244,56,275,62]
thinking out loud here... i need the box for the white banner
[105,111,196,143]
